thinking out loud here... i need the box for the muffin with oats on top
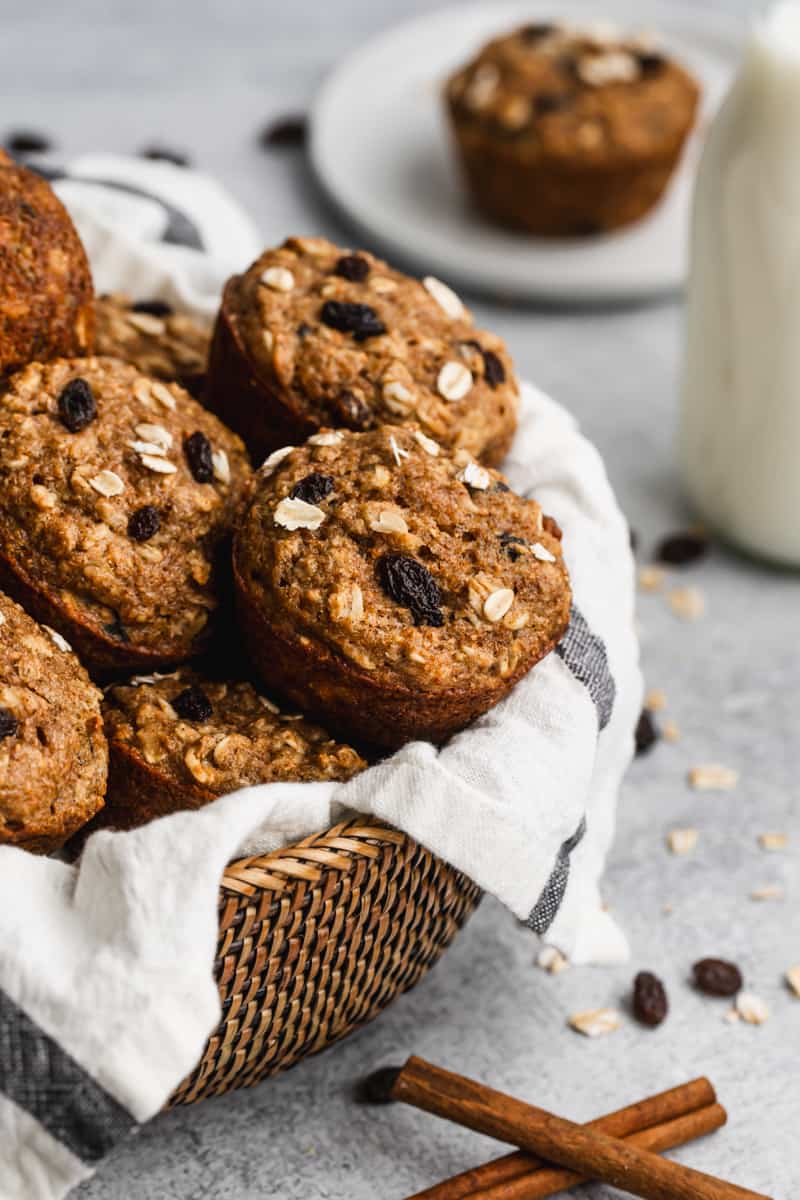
[94,293,210,398]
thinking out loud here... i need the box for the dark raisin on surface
[500,532,527,562]
[104,616,129,643]
[633,971,669,1027]
[334,254,370,283]
[655,531,709,567]
[290,472,334,505]
[184,431,214,483]
[320,300,386,342]
[481,349,506,388]
[534,92,574,116]
[131,299,174,318]
[329,388,373,430]
[491,480,511,494]
[139,144,191,168]
[5,130,53,155]
[638,52,667,75]
[635,708,659,756]
[354,1066,401,1105]
[260,115,308,149]
[57,378,96,433]
[377,553,444,627]
[173,686,213,723]
[520,22,557,41]
[128,505,161,543]
[0,708,19,739]
[693,958,743,997]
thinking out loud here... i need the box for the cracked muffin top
[213,236,519,465]
[0,357,250,673]
[0,589,107,853]
[446,23,700,161]
[234,424,570,692]
[104,666,366,800]
[0,163,94,377]
[94,294,210,396]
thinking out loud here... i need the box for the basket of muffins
[0,157,573,1102]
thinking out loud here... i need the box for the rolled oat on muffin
[233,425,570,749]
[0,590,107,853]
[0,162,94,376]
[0,357,250,675]
[445,23,700,236]
[205,236,519,467]
[98,666,366,829]
[94,294,210,398]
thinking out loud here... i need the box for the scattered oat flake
[531,542,556,563]
[140,454,177,474]
[89,469,125,497]
[758,833,787,852]
[437,361,473,402]
[370,509,408,535]
[459,461,490,491]
[668,828,698,855]
[388,435,409,467]
[135,423,172,451]
[484,588,515,623]
[150,381,177,411]
[645,688,667,712]
[262,328,274,353]
[128,439,167,457]
[537,946,569,975]
[274,497,326,531]
[786,966,800,997]
[578,49,639,86]
[258,695,280,714]
[736,991,769,1025]
[261,445,295,474]
[638,565,666,592]
[307,430,343,447]
[127,311,165,336]
[261,265,295,292]
[669,586,705,621]
[750,884,784,901]
[569,1008,621,1038]
[212,448,230,484]
[723,1008,740,1024]
[662,719,681,743]
[43,625,71,653]
[414,431,440,456]
[0,612,5,626]
[688,764,738,791]
[423,275,464,319]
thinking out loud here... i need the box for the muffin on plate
[0,357,249,675]
[99,666,366,829]
[205,236,518,467]
[0,590,107,853]
[445,22,701,236]
[94,294,210,398]
[0,162,94,376]
[233,424,570,748]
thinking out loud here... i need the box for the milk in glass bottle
[680,1,800,565]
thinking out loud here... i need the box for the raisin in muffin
[98,666,366,829]
[0,163,94,376]
[0,590,107,853]
[233,425,570,748]
[0,357,249,675]
[206,236,518,467]
[94,294,210,397]
[446,23,700,235]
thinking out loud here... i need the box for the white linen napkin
[0,156,642,1200]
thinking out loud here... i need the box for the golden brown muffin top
[446,23,700,162]
[234,424,570,690]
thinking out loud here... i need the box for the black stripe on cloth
[0,988,136,1164]
[526,816,587,935]
[555,604,616,730]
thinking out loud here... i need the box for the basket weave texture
[170,817,481,1105]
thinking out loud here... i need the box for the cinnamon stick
[404,1077,717,1200]
[392,1057,771,1200]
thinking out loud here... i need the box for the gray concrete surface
[1,1,797,1195]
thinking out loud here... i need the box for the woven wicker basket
[170,817,481,1105]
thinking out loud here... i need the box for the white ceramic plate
[310,1,743,304]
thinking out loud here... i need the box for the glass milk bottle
[680,1,800,566]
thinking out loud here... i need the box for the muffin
[99,666,366,829]
[233,425,571,748]
[0,590,107,853]
[0,162,94,376]
[0,357,249,675]
[206,236,518,467]
[94,294,210,398]
[445,23,701,235]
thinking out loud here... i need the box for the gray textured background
[2,1,798,1195]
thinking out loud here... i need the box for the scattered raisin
[184,431,214,483]
[0,708,19,739]
[520,22,556,41]
[57,378,96,433]
[131,299,173,317]
[377,553,444,627]
[534,92,573,115]
[633,971,668,1026]
[635,708,659,756]
[334,254,370,283]
[354,1066,401,1105]
[290,472,334,505]
[173,686,213,723]
[128,505,161,543]
[693,958,743,997]
[329,389,373,430]
[140,144,191,167]
[491,480,510,494]
[5,130,52,155]
[500,532,527,561]
[260,115,308,149]
[320,300,386,342]
[655,532,709,567]
[481,349,506,388]
[638,52,666,76]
